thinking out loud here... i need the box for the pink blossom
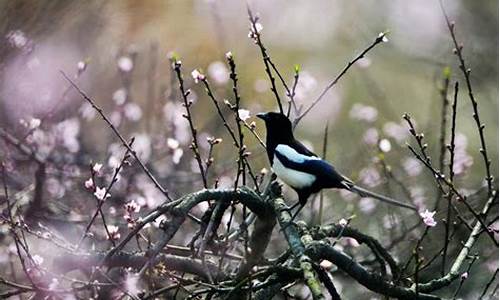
[124,103,142,121]
[362,128,379,146]
[6,30,28,48]
[191,69,205,83]
[94,187,110,201]
[359,167,381,188]
[93,163,103,174]
[84,178,94,189]
[107,225,121,240]
[125,200,141,213]
[359,197,377,214]
[460,272,468,280]
[383,122,408,142]
[403,157,423,177]
[349,103,378,122]
[112,88,127,105]
[419,209,437,227]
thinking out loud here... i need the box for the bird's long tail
[349,184,417,211]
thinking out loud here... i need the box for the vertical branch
[434,67,451,210]
[439,0,495,198]
[442,82,459,276]
[247,7,284,114]
[316,122,329,224]
[171,59,208,188]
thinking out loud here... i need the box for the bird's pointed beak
[256,112,268,120]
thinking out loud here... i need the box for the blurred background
[0,1,498,299]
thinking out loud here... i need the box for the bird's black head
[257,112,294,145]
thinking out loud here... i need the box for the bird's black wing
[274,145,350,189]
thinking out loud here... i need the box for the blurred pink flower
[55,118,80,153]
[167,138,180,149]
[6,30,28,48]
[359,167,381,188]
[294,71,317,101]
[403,157,423,177]
[79,103,96,121]
[112,88,127,105]
[359,197,377,214]
[453,133,473,175]
[383,122,408,143]
[118,56,133,72]
[133,133,152,163]
[208,61,229,85]
[124,103,143,121]
[362,128,379,146]
[419,209,437,227]
[349,103,378,122]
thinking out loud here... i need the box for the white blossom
[29,118,41,129]
[93,163,103,174]
[94,186,110,201]
[238,109,251,121]
[378,139,392,152]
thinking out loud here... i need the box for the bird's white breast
[272,155,316,189]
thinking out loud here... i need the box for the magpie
[257,112,417,222]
